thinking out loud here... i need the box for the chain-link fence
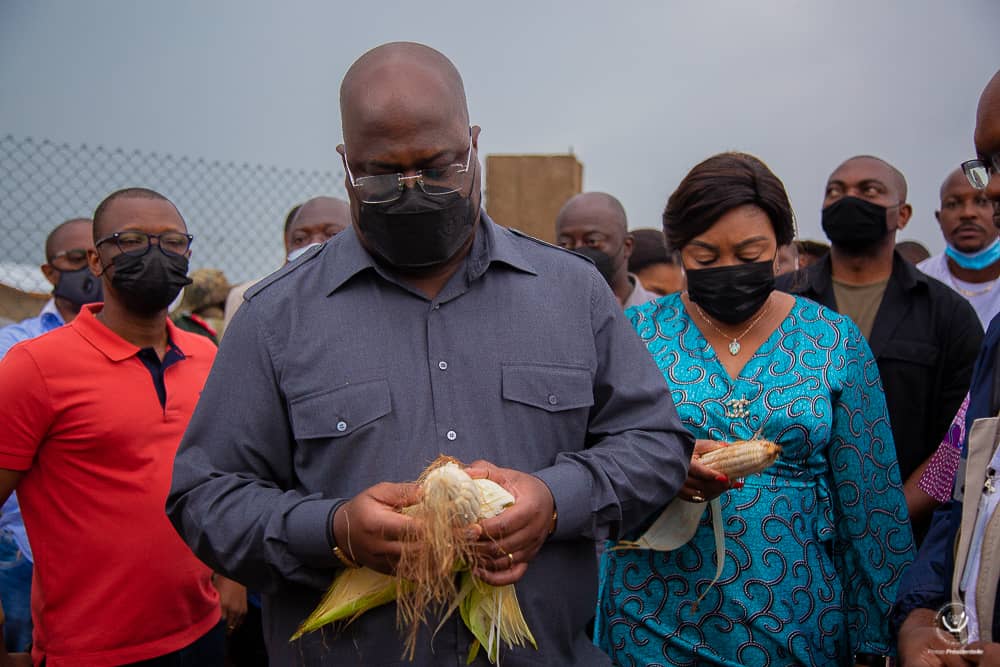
[0,133,345,322]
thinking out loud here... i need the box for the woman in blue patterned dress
[595,153,915,666]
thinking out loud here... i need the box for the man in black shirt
[777,156,983,541]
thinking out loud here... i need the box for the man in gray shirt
[167,41,692,666]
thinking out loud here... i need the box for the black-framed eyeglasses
[962,153,1000,191]
[342,128,474,204]
[48,248,89,266]
[95,230,193,257]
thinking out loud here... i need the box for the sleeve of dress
[827,321,916,656]
[167,299,342,593]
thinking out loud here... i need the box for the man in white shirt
[918,167,1000,327]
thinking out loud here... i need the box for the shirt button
[446,430,457,441]
[548,394,558,405]
[336,420,348,432]
[438,361,448,370]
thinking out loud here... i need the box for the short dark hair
[796,239,829,259]
[93,187,175,241]
[663,152,795,251]
[628,228,676,272]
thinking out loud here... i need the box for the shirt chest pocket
[289,379,392,440]
[501,363,595,413]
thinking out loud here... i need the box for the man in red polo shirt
[0,188,222,666]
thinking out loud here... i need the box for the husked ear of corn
[291,456,534,665]
[395,459,515,658]
[697,439,781,479]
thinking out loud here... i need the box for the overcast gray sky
[2,0,999,255]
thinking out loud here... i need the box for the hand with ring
[680,439,733,503]
[464,459,554,587]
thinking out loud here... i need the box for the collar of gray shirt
[322,212,539,299]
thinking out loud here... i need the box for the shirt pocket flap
[878,340,939,367]
[289,379,391,439]
[501,364,594,413]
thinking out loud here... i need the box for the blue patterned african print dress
[595,294,915,666]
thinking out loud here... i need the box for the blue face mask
[945,238,1000,271]
[287,242,321,263]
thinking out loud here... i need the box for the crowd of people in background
[0,42,997,667]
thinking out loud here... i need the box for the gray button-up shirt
[167,215,692,666]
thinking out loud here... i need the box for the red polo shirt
[0,304,220,666]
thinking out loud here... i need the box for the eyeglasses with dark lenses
[342,128,474,204]
[95,231,193,257]
[963,153,1000,191]
[48,248,90,266]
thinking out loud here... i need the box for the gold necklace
[691,296,773,356]
[949,274,996,298]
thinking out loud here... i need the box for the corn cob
[697,438,781,479]
[395,460,512,657]
[291,456,536,665]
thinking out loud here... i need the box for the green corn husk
[290,457,538,665]
[290,567,397,640]
[459,572,537,664]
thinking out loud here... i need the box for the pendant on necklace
[728,340,741,356]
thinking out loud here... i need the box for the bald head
[555,193,628,236]
[940,167,971,200]
[340,42,469,150]
[284,196,351,254]
[973,70,1000,211]
[834,155,908,202]
[976,70,1000,141]
[336,42,483,269]
[554,192,633,298]
[45,218,93,261]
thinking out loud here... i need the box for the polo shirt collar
[324,211,537,296]
[71,303,191,363]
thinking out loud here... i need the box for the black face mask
[821,196,889,253]
[107,251,192,316]
[686,260,775,325]
[573,247,616,286]
[53,266,103,309]
[357,181,478,270]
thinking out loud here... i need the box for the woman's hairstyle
[663,152,795,251]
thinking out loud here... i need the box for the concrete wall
[485,155,583,243]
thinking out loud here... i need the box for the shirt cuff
[285,497,342,567]
[532,462,593,540]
